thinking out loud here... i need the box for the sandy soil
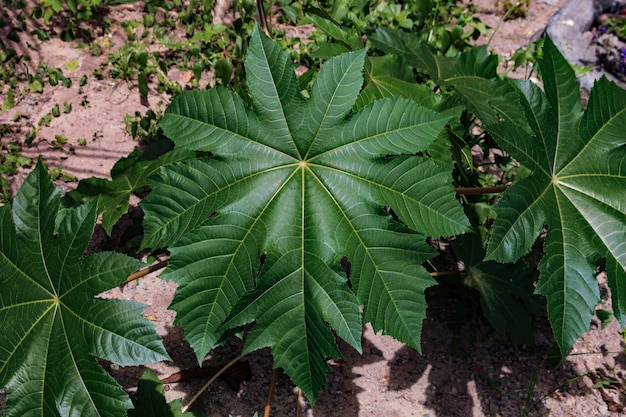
[1,1,625,416]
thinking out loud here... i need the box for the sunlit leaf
[141,25,468,402]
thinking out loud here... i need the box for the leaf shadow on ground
[311,280,600,417]
[105,321,373,417]
[384,283,592,417]
[161,325,375,417]
[90,210,598,417]
[99,274,604,417]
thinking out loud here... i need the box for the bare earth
[1,1,625,416]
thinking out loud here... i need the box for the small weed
[51,104,61,118]
[38,113,52,127]
[124,107,165,143]
[1,87,14,110]
[48,166,77,182]
[64,59,79,72]
[497,0,530,20]
[598,16,626,41]
[25,129,37,145]
[0,132,32,202]
[53,134,68,145]
[29,77,44,93]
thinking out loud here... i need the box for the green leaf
[138,72,149,99]
[595,309,614,330]
[29,78,43,93]
[355,55,450,111]
[453,233,543,344]
[369,27,528,128]
[354,55,462,171]
[128,369,202,417]
[305,11,363,55]
[2,87,14,110]
[484,36,626,354]
[64,141,195,235]
[0,161,169,417]
[142,25,469,403]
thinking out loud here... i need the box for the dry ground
[1,1,625,416]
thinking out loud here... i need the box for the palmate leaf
[141,25,469,402]
[63,140,195,235]
[484,37,626,353]
[355,55,454,111]
[452,233,543,345]
[355,55,463,171]
[369,27,529,129]
[0,161,169,417]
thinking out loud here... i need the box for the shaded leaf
[369,27,529,129]
[305,11,363,58]
[129,369,203,417]
[64,140,195,235]
[160,360,251,390]
[453,233,543,344]
[356,55,452,111]
[596,309,614,330]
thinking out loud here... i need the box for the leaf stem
[256,0,270,37]
[486,3,517,48]
[525,371,590,414]
[181,353,247,413]
[263,368,278,417]
[454,185,508,195]
[429,270,459,277]
[521,348,620,415]
[123,260,168,286]
[296,387,302,417]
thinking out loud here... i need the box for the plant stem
[256,0,270,37]
[429,270,459,277]
[454,185,508,195]
[181,353,247,413]
[296,387,302,417]
[486,2,517,48]
[263,368,278,417]
[123,260,168,285]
